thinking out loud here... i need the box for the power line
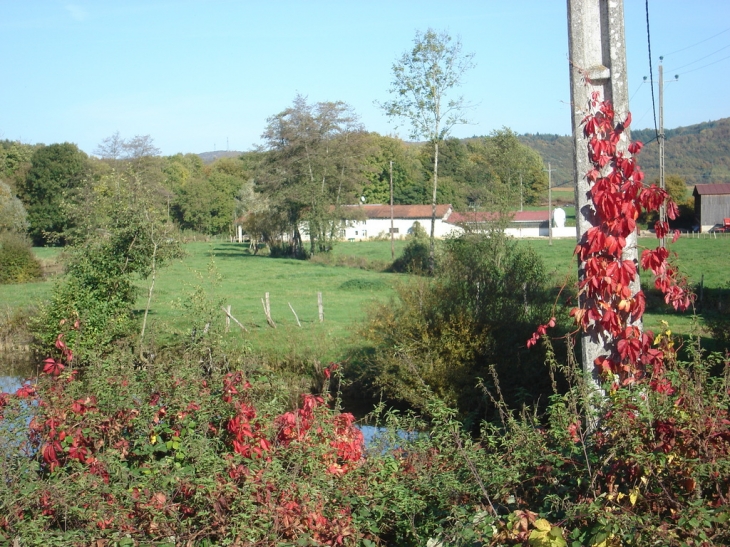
[666,43,730,72]
[629,80,646,102]
[663,27,730,57]
[645,0,659,142]
[673,53,730,77]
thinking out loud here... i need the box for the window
[389,227,399,234]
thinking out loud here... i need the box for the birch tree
[379,29,475,272]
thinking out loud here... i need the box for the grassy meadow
[1,234,729,363]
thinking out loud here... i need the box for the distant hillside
[198,150,243,164]
[518,117,730,187]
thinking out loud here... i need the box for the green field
[1,235,728,360]
[137,242,403,357]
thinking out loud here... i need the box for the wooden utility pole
[567,0,640,389]
[546,162,554,246]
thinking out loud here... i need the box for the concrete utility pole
[567,0,640,388]
[658,58,666,248]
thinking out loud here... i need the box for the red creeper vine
[529,93,693,391]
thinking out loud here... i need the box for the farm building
[235,204,576,243]
[693,183,730,232]
[446,209,575,238]
[340,205,575,240]
[340,204,455,240]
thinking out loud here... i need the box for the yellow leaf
[150,434,157,445]
[534,519,552,532]
[629,487,639,506]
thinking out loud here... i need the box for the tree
[361,134,427,205]
[173,171,242,235]
[94,131,126,160]
[379,29,475,272]
[418,137,474,209]
[37,167,180,362]
[467,129,548,208]
[0,140,38,192]
[0,181,29,233]
[18,143,88,245]
[259,95,371,255]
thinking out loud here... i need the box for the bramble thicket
[1,97,729,546]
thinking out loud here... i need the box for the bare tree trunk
[429,140,439,274]
[138,218,158,361]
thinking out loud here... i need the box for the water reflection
[0,351,39,393]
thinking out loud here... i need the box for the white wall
[302,220,577,241]
[343,218,457,240]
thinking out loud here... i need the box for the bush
[351,230,556,422]
[390,221,430,273]
[0,232,42,284]
[2,332,727,546]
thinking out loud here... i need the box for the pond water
[0,350,38,393]
[1,350,420,452]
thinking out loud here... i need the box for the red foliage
[528,97,693,391]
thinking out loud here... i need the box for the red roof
[693,183,730,196]
[345,204,452,219]
[448,210,550,224]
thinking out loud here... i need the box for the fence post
[318,292,324,323]
[261,292,276,328]
[288,302,302,327]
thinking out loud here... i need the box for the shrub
[352,230,555,422]
[390,221,430,273]
[339,278,387,291]
[0,232,42,284]
[3,331,727,546]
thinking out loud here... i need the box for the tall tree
[19,143,88,245]
[379,29,475,272]
[259,95,370,255]
[467,129,548,208]
[361,134,427,205]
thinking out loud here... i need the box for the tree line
[0,121,547,250]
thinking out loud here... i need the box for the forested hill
[518,117,730,187]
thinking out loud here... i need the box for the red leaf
[43,358,64,376]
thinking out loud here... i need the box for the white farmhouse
[340,204,456,241]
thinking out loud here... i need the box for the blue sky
[1,1,729,156]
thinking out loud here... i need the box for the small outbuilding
[693,183,730,232]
